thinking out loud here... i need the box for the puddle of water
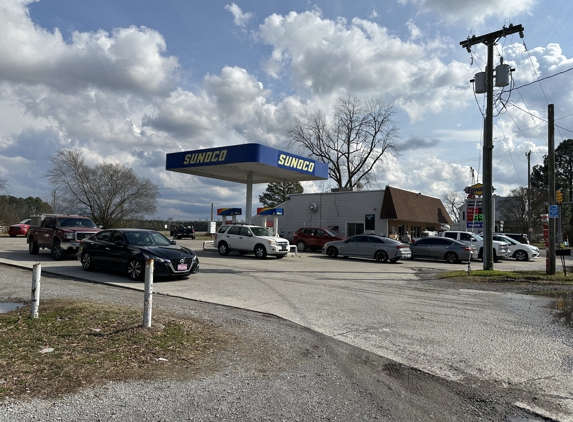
[525,290,573,329]
[0,302,25,313]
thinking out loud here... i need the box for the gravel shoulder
[0,264,551,421]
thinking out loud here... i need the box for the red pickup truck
[27,214,102,260]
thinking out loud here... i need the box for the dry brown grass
[0,299,231,400]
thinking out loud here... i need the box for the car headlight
[143,253,167,263]
[64,233,74,240]
[267,239,277,246]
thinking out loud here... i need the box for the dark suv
[293,228,346,252]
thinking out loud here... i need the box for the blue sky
[1,0,572,221]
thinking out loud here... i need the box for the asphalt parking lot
[1,236,572,420]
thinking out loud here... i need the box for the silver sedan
[323,234,411,263]
[410,237,478,263]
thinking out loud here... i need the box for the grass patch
[438,269,573,284]
[0,299,231,400]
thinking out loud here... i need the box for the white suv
[214,224,290,259]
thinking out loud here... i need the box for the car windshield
[124,231,172,247]
[499,236,517,245]
[57,218,98,228]
[250,226,273,236]
[325,229,341,237]
[19,219,31,224]
[472,234,483,241]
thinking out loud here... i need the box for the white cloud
[0,0,179,95]
[258,11,472,121]
[398,0,536,25]
[225,3,253,27]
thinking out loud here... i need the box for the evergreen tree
[259,182,303,208]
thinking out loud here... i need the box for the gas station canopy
[165,143,328,224]
[165,143,328,184]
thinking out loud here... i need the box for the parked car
[28,214,102,260]
[215,224,290,258]
[410,237,477,263]
[492,234,539,261]
[494,233,529,244]
[441,231,510,262]
[7,219,31,237]
[78,229,199,280]
[293,227,346,252]
[170,223,195,239]
[323,234,411,263]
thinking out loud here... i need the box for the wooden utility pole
[526,150,531,237]
[460,24,524,270]
[548,104,556,275]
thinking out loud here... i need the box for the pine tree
[259,182,303,208]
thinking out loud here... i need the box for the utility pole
[548,104,556,275]
[460,24,524,270]
[526,150,531,237]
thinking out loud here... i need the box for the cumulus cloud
[398,0,536,25]
[257,11,472,121]
[0,1,179,95]
[225,3,253,27]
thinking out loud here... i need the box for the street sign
[549,205,559,218]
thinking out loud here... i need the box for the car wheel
[477,248,483,260]
[218,242,230,256]
[51,241,65,260]
[127,258,144,281]
[445,252,458,263]
[514,250,528,261]
[254,245,267,259]
[81,252,94,271]
[493,250,499,263]
[296,240,306,252]
[375,250,388,263]
[326,246,338,258]
[28,238,39,255]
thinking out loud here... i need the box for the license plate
[177,263,188,271]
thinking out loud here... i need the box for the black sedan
[409,237,477,263]
[79,229,199,280]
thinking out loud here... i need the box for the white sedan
[492,234,539,261]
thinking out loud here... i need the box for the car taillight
[214,234,218,240]
[396,245,407,249]
[461,246,471,251]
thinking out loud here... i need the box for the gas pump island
[166,143,328,233]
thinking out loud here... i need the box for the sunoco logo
[278,154,314,172]
[183,149,227,165]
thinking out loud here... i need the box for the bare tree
[442,191,464,223]
[46,149,159,228]
[288,94,399,189]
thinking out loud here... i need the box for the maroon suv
[293,228,346,252]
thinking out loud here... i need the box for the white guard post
[143,258,154,328]
[30,263,41,319]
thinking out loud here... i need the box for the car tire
[514,250,528,261]
[218,242,230,256]
[81,252,94,271]
[127,258,144,281]
[326,246,338,258]
[375,250,388,263]
[254,245,267,259]
[445,252,458,263]
[28,238,39,255]
[296,240,306,252]
[51,241,65,260]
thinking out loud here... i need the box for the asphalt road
[1,236,572,421]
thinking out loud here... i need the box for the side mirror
[171,240,177,245]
